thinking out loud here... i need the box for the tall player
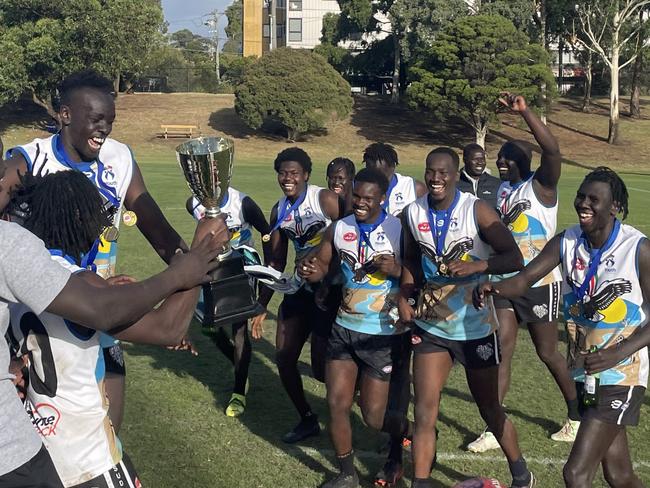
[6,170,225,487]
[186,189,271,417]
[467,93,580,452]
[298,168,409,488]
[254,147,340,443]
[474,167,648,488]
[400,147,534,488]
[326,157,356,216]
[1,70,188,432]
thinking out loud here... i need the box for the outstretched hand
[498,92,528,113]
[250,311,266,339]
[472,282,499,309]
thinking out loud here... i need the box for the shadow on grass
[546,119,608,143]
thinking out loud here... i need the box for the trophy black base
[199,249,264,328]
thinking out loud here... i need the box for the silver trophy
[176,137,263,327]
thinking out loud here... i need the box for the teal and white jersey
[385,173,417,217]
[8,134,134,280]
[333,213,402,335]
[561,222,649,387]
[405,191,497,341]
[190,187,254,247]
[496,175,561,287]
[9,255,122,487]
[276,184,331,263]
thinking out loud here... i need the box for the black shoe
[282,415,320,443]
[374,459,403,487]
[322,471,359,488]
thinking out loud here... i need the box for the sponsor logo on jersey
[418,222,430,232]
[27,401,61,437]
[382,365,393,374]
[411,334,423,345]
[102,165,117,187]
[343,232,357,242]
[574,257,586,271]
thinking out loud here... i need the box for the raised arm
[585,238,650,374]
[500,93,561,202]
[124,161,188,262]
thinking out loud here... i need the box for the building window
[277,0,286,7]
[289,0,302,11]
[263,24,270,37]
[288,18,302,42]
[277,23,286,38]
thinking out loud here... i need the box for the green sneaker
[225,393,246,417]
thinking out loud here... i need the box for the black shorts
[493,282,561,323]
[279,284,339,338]
[327,323,410,381]
[577,383,645,426]
[103,343,126,376]
[72,453,140,488]
[0,446,63,488]
[411,327,501,369]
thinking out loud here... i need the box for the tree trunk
[114,73,120,93]
[629,11,643,118]
[539,0,547,124]
[475,124,487,148]
[391,34,400,104]
[608,50,620,144]
[31,91,56,118]
[582,51,592,113]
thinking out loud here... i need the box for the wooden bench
[160,124,200,139]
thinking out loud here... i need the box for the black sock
[337,450,355,476]
[567,398,581,421]
[387,437,403,464]
[412,478,433,488]
[509,457,531,487]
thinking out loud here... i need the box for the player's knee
[535,345,557,365]
[327,393,353,417]
[563,460,589,488]
[275,349,297,372]
[361,404,385,430]
[603,465,638,488]
[414,398,439,428]
[479,405,506,437]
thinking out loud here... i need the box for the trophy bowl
[176,136,263,328]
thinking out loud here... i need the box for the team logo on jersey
[605,254,616,271]
[411,335,423,345]
[102,165,117,187]
[225,212,234,225]
[375,232,386,243]
[395,192,403,202]
[449,217,459,230]
[533,304,548,319]
[382,365,393,374]
[476,343,494,361]
[418,222,430,232]
[26,401,61,437]
[567,277,632,323]
[304,207,313,218]
[343,232,357,242]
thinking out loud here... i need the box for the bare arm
[319,188,341,221]
[585,239,650,374]
[0,153,28,212]
[297,223,336,283]
[241,196,272,261]
[124,162,188,262]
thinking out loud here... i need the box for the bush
[234,48,353,140]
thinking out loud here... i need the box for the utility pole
[206,11,224,84]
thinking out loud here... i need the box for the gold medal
[102,225,120,242]
[262,234,271,243]
[438,262,449,276]
[122,210,137,227]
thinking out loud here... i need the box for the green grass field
[3,94,650,487]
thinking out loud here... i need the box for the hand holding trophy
[176,136,264,327]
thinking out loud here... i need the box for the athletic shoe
[511,471,536,488]
[225,393,246,417]
[322,471,359,488]
[466,429,500,453]
[550,419,580,442]
[282,414,320,443]
[374,459,403,487]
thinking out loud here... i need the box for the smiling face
[464,148,486,178]
[327,166,352,197]
[425,153,459,206]
[496,141,530,183]
[277,160,309,200]
[59,88,115,162]
[352,181,384,223]
[574,180,619,236]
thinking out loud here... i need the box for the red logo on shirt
[574,257,586,271]
[418,222,430,232]
[343,232,357,242]
[29,402,61,437]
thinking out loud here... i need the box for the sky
[161,0,233,38]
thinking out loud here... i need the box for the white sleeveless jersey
[9,135,135,279]
[561,223,649,387]
[333,214,402,335]
[276,184,331,262]
[496,175,561,286]
[9,256,121,487]
[190,187,254,247]
[386,173,417,216]
[405,191,497,340]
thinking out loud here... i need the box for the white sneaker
[466,429,500,452]
[550,419,580,442]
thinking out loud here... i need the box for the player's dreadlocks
[363,143,399,167]
[9,171,113,264]
[326,157,355,178]
[583,166,629,220]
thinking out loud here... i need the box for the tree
[407,14,554,147]
[572,0,650,143]
[234,48,353,140]
[0,0,164,111]
[223,0,243,54]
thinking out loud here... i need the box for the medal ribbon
[381,175,398,212]
[571,219,620,302]
[426,190,460,258]
[48,238,99,272]
[268,187,308,235]
[357,211,387,263]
